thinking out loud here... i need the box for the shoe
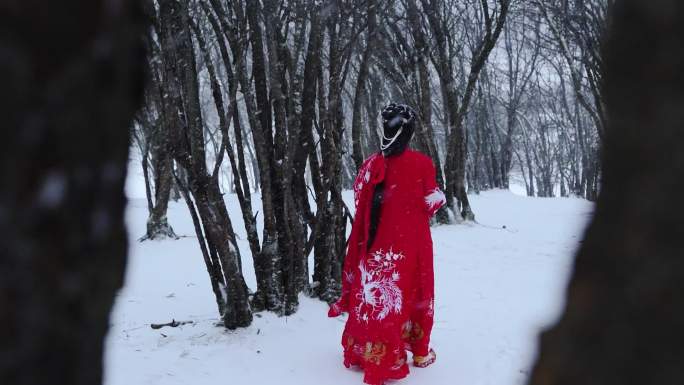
[413,349,436,368]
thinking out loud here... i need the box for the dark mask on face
[380,103,416,157]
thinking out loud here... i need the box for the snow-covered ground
[105,167,593,385]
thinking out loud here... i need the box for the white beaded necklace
[380,118,407,152]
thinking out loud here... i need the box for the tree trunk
[0,1,145,384]
[156,0,252,328]
[142,148,177,240]
[137,52,177,241]
[312,13,349,302]
[351,0,377,171]
[407,0,449,224]
[423,0,511,221]
[528,2,684,384]
[240,0,285,314]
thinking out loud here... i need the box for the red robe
[329,149,446,385]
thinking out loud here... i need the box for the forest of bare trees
[133,0,609,328]
[7,0,684,384]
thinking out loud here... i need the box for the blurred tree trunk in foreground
[529,1,684,384]
[0,1,145,385]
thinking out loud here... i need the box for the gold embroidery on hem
[363,342,387,365]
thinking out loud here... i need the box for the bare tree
[155,0,252,329]
[134,52,178,241]
[422,0,511,220]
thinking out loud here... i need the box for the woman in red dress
[328,103,446,385]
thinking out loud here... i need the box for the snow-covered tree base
[140,217,178,242]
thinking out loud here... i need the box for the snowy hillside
[105,180,593,385]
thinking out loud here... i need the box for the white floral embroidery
[345,271,355,284]
[355,248,405,323]
[424,188,446,211]
[353,154,380,207]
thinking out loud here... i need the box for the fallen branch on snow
[150,319,194,329]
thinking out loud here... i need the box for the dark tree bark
[406,0,450,224]
[296,6,325,291]
[156,0,252,329]
[261,0,303,315]
[135,4,178,241]
[311,5,356,302]
[529,2,684,384]
[351,0,377,171]
[194,3,265,295]
[239,0,285,313]
[143,129,176,239]
[137,91,177,241]
[201,0,282,313]
[0,1,145,384]
[365,72,383,153]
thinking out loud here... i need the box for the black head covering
[380,103,416,157]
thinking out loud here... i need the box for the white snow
[105,181,593,385]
